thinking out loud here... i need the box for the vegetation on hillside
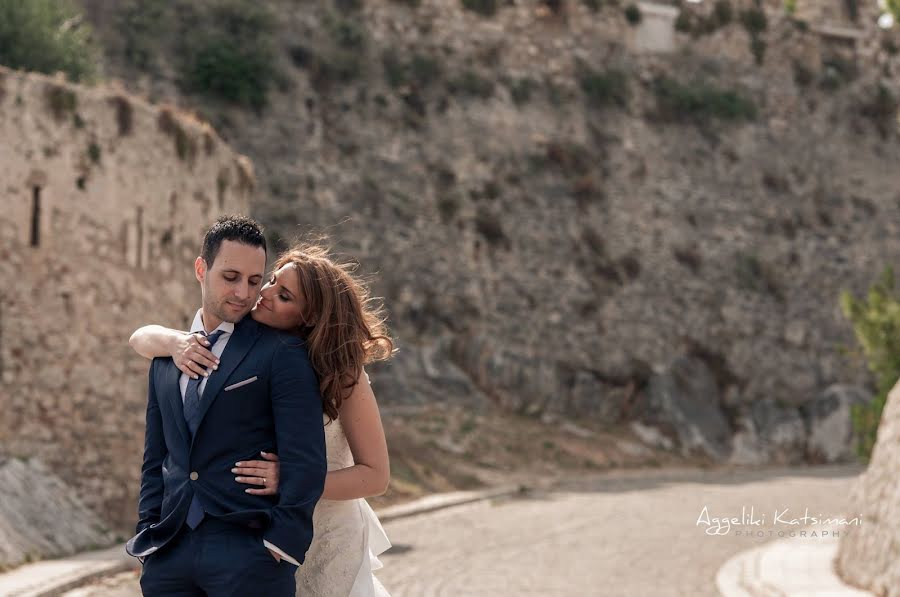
[840,266,900,461]
[0,0,97,81]
[178,1,279,110]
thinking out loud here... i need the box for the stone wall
[835,380,900,596]
[0,66,252,529]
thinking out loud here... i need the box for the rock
[561,421,594,439]
[639,356,732,461]
[835,378,900,595]
[750,399,806,465]
[567,369,628,425]
[0,457,116,569]
[617,439,653,458]
[433,437,466,455]
[629,421,674,451]
[783,320,808,347]
[726,413,769,466]
[369,339,483,407]
[801,384,873,464]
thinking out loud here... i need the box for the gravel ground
[64,465,864,597]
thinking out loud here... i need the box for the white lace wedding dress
[295,411,392,596]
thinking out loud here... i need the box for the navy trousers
[139,517,297,596]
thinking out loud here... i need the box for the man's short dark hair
[201,215,266,267]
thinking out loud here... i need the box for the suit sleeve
[136,359,167,535]
[262,337,327,563]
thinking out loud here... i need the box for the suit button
[190,472,199,481]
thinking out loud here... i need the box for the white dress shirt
[184,309,300,567]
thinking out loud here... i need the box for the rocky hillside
[76,0,900,464]
[0,458,117,570]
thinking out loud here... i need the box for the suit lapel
[190,317,262,450]
[161,359,191,448]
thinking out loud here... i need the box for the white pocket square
[224,376,258,391]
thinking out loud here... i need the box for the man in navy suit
[126,215,327,596]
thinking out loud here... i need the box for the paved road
[64,465,864,597]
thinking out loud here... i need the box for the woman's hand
[173,333,219,380]
[233,451,280,495]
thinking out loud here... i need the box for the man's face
[195,240,266,329]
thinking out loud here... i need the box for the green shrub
[860,83,898,135]
[652,77,756,122]
[713,0,733,25]
[674,3,732,37]
[289,43,363,87]
[542,141,592,176]
[88,141,101,164]
[312,51,365,87]
[792,61,814,87]
[545,81,566,104]
[382,51,405,88]
[542,0,565,15]
[819,55,857,91]
[117,0,169,72]
[179,1,278,109]
[448,71,495,98]
[286,14,368,89]
[44,84,77,121]
[734,252,780,297]
[288,45,314,69]
[461,0,498,16]
[887,0,900,23]
[750,36,766,65]
[335,0,363,12]
[675,11,693,33]
[740,8,767,34]
[109,95,134,136]
[840,266,900,460]
[624,3,642,24]
[382,50,441,89]
[582,0,602,11]
[0,0,97,81]
[408,55,442,87]
[437,196,460,222]
[327,15,366,50]
[507,77,537,106]
[158,108,197,163]
[579,67,629,108]
[474,208,509,248]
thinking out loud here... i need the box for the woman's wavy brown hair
[273,242,394,422]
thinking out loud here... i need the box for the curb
[0,484,526,597]
[0,545,138,597]
[715,526,873,597]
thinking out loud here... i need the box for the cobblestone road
[65,465,863,597]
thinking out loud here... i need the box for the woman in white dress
[129,242,394,596]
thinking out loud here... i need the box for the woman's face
[251,263,306,330]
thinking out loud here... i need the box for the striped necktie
[183,329,226,436]
[184,328,225,530]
